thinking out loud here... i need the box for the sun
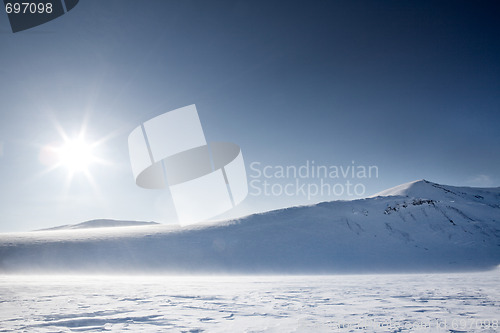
[56,137,96,174]
[36,114,116,195]
[38,116,115,192]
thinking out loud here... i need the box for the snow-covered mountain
[0,180,499,274]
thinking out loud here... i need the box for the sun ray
[38,117,112,193]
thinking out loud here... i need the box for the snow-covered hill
[0,180,499,273]
[36,219,159,231]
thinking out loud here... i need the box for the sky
[0,0,499,232]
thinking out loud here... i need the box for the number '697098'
[5,2,53,14]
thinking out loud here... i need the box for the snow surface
[0,180,499,273]
[0,271,499,332]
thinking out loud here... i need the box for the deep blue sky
[1,0,499,231]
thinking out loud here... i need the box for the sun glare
[57,138,95,173]
[38,118,113,193]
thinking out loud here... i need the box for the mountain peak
[370,179,500,205]
[370,179,435,198]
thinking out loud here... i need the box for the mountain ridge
[1,180,499,274]
[371,179,500,200]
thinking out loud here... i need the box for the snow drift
[0,180,499,273]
